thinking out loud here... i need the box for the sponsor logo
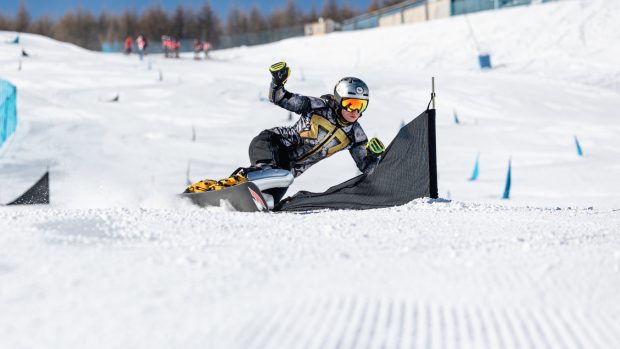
[248,187,267,211]
[356,86,364,94]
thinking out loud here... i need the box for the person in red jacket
[124,35,133,55]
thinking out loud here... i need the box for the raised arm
[268,62,328,114]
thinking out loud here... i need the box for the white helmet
[334,77,369,113]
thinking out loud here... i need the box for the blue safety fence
[1,80,18,148]
[342,0,425,31]
[342,0,560,33]
[452,0,534,15]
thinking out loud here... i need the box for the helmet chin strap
[336,108,362,127]
[336,116,350,127]
[336,108,350,127]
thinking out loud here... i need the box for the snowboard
[179,182,269,212]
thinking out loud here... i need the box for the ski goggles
[341,98,368,113]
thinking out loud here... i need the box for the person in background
[203,41,211,58]
[172,37,180,58]
[136,34,148,61]
[124,35,133,55]
[193,39,203,60]
[161,35,171,57]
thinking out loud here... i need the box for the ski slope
[1,0,620,347]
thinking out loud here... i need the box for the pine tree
[170,5,187,39]
[383,0,405,7]
[15,0,30,32]
[97,11,114,43]
[321,0,339,21]
[248,7,267,33]
[226,7,249,35]
[29,15,54,37]
[284,0,301,27]
[339,1,358,21]
[368,0,382,12]
[118,10,139,40]
[139,5,170,40]
[197,2,222,44]
[53,8,99,50]
[320,0,357,22]
[305,4,319,23]
[267,9,285,30]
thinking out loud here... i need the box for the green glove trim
[269,62,287,72]
[366,137,385,156]
[269,61,291,84]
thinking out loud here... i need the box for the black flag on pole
[7,171,50,205]
[274,109,438,212]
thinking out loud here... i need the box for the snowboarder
[185,62,385,205]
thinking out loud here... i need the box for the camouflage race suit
[248,81,380,178]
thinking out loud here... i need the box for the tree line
[0,0,407,50]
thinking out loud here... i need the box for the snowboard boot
[184,179,218,193]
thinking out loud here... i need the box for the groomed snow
[1,0,620,347]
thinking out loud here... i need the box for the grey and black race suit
[253,82,379,178]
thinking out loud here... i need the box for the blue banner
[0,80,18,148]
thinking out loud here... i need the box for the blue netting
[452,0,534,16]
[0,80,17,147]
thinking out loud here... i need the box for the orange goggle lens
[341,98,368,113]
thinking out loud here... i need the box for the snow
[1,0,620,347]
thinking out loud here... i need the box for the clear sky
[3,0,372,20]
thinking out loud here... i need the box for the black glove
[269,62,291,85]
[366,137,385,157]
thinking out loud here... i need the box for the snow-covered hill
[1,0,619,347]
